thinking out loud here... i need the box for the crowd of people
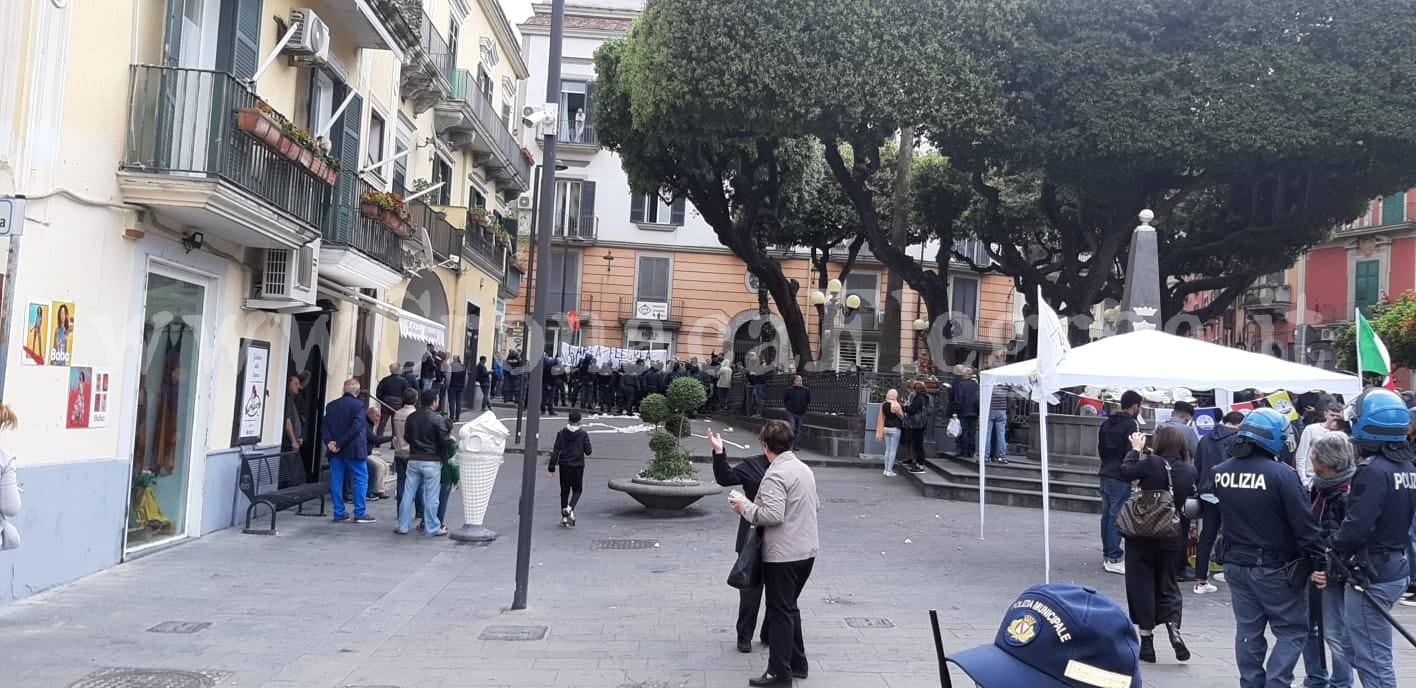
[1090,385,1416,688]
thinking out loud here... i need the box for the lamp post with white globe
[811,278,862,371]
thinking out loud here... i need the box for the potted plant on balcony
[467,206,491,230]
[234,99,338,186]
[360,191,414,238]
[608,376,720,512]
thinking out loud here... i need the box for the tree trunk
[878,127,915,372]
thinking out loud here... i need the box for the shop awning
[318,279,447,348]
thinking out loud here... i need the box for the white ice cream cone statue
[450,410,507,543]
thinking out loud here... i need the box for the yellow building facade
[0,0,526,602]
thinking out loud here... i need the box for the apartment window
[627,323,673,355]
[1381,193,1406,226]
[1355,260,1381,315]
[545,247,582,313]
[477,65,494,102]
[432,157,452,206]
[448,21,460,70]
[365,111,386,172]
[554,179,595,237]
[393,126,410,194]
[502,77,516,126]
[630,192,686,226]
[843,272,878,329]
[951,275,980,340]
[469,188,486,210]
[636,256,671,306]
[559,80,593,144]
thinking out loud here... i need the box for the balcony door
[161,0,222,173]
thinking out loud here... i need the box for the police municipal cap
[948,583,1141,688]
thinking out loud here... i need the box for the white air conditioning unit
[248,242,319,310]
[517,194,534,209]
[287,9,332,64]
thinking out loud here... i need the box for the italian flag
[1355,309,1396,390]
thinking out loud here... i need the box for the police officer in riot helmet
[1312,388,1416,688]
[1205,407,1324,688]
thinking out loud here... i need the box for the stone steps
[901,454,1103,514]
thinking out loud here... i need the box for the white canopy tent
[975,328,1361,581]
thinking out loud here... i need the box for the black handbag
[1116,459,1182,539]
[728,527,763,589]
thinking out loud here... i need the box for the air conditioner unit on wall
[287,9,332,64]
[247,242,319,311]
[517,194,534,210]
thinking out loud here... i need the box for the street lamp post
[811,278,861,372]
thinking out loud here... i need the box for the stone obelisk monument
[1118,209,1162,333]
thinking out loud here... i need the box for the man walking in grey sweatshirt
[730,420,819,687]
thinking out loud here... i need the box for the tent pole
[978,381,990,539]
[1039,401,1052,583]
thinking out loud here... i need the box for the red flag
[1231,400,1256,416]
[567,310,581,332]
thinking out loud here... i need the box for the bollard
[450,410,508,543]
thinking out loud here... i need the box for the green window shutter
[217,0,264,80]
[1354,260,1381,315]
[327,90,363,242]
[1382,193,1406,225]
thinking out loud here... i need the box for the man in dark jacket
[548,410,593,527]
[782,376,812,450]
[1193,411,1246,594]
[398,390,451,537]
[324,378,374,524]
[475,355,492,411]
[1097,390,1143,575]
[710,429,771,654]
[642,364,663,403]
[949,367,981,458]
[375,363,408,435]
[618,364,640,415]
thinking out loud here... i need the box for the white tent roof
[981,329,1360,396]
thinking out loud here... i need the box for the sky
[504,0,535,26]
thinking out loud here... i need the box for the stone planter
[608,478,721,512]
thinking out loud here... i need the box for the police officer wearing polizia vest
[1205,407,1324,688]
[1312,388,1416,688]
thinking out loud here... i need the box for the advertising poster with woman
[48,301,75,366]
[22,302,48,365]
[66,367,93,429]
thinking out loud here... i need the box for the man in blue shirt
[324,378,375,524]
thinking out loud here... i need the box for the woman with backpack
[901,381,931,474]
[875,389,905,477]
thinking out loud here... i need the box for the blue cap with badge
[948,583,1141,688]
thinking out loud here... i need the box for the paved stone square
[2,417,1413,688]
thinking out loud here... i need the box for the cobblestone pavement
[2,418,1413,687]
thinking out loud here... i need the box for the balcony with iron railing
[461,217,510,280]
[553,214,598,242]
[406,197,461,264]
[1240,283,1293,318]
[558,112,597,148]
[317,177,405,287]
[119,65,326,249]
[440,69,532,191]
[619,297,686,327]
[397,2,452,114]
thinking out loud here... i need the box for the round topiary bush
[648,428,678,455]
[639,393,671,425]
[639,446,695,482]
[665,414,691,438]
[667,376,708,415]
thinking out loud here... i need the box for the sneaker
[1399,598,1416,608]
[332,515,350,523]
[883,470,897,477]
[907,464,927,474]
[1103,560,1126,575]
[1213,572,1226,583]
[1194,582,1219,595]
[353,515,377,524]
[567,507,576,527]
[429,527,449,537]
[560,507,570,527]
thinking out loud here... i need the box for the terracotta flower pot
[236,108,267,137]
[309,159,325,179]
[261,123,283,149]
[360,202,381,219]
[277,136,300,161]
[297,148,315,168]
[322,166,338,185]
[381,209,402,230]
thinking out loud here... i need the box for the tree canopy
[600,0,1416,363]
[1335,291,1416,375]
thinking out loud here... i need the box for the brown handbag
[1116,458,1182,539]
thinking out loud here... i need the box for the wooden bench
[237,448,326,534]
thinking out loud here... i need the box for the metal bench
[237,448,326,534]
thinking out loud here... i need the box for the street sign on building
[635,300,668,321]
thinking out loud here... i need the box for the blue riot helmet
[1235,407,1288,456]
[1347,387,1411,444]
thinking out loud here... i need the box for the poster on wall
[22,301,48,365]
[89,368,112,428]
[231,339,271,446]
[66,366,93,429]
[48,300,75,366]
